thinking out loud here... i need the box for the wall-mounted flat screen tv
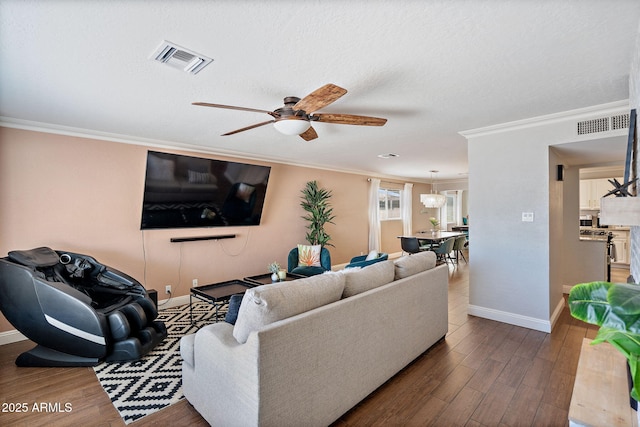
[140,151,271,229]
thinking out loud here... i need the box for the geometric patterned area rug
[93,301,224,424]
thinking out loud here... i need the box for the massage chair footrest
[16,344,100,367]
[106,322,167,362]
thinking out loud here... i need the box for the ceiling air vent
[150,41,212,75]
[577,113,630,136]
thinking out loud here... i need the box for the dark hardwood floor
[0,257,629,426]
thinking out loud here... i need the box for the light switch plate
[522,212,534,222]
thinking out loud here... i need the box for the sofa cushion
[232,273,345,344]
[147,154,175,181]
[342,260,395,298]
[394,251,437,279]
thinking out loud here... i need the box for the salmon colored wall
[0,127,430,334]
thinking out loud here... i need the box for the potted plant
[429,217,440,232]
[299,180,335,247]
[569,281,640,403]
[267,261,281,282]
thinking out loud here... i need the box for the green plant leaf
[608,283,640,316]
[569,281,640,404]
[631,354,640,402]
[568,282,612,325]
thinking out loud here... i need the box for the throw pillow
[394,251,437,280]
[187,169,213,184]
[234,183,255,203]
[224,294,243,325]
[342,260,394,298]
[232,273,345,344]
[297,244,321,267]
[364,250,379,261]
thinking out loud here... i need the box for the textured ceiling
[1,0,639,181]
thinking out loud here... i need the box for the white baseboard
[0,329,27,345]
[468,304,554,333]
[157,294,190,309]
[549,297,565,331]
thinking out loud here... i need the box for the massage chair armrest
[28,278,108,358]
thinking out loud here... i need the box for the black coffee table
[190,279,254,325]
[243,272,306,286]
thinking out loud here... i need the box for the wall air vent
[610,113,630,130]
[150,41,212,75]
[577,113,630,135]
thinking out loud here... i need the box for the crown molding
[0,116,434,184]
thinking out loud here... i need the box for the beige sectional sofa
[180,251,449,427]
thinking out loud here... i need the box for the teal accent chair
[287,247,331,277]
[345,252,388,269]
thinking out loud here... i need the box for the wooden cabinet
[580,178,620,210]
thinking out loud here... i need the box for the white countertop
[579,235,609,242]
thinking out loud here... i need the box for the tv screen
[140,151,271,229]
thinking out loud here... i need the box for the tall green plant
[569,281,640,401]
[300,180,335,247]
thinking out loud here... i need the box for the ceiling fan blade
[299,126,318,141]
[293,84,347,113]
[222,120,275,136]
[193,102,276,116]
[313,113,387,126]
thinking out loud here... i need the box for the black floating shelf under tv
[170,234,236,243]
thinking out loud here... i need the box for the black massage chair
[0,247,167,367]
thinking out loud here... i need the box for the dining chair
[400,237,428,255]
[453,235,468,263]
[433,237,456,264]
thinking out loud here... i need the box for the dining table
[405,230,465,250]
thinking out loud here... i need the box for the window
[445,193,455,224]
[442,190,466,228]
[378,187,401,220]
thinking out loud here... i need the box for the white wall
[464,102,629,332]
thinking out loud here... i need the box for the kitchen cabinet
[579,178,621,210]
[611,230,630,265]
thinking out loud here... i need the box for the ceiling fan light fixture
[273,117,311,135]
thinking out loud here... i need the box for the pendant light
[420,170,446,208]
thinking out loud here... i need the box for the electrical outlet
[192,278,198,287]
[522,212,534,222]
[165,285,171,295]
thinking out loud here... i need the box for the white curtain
[368,178,381,251]
[455,190,464,225]
[401,183,413,236]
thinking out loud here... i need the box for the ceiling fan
[192,83,387,141]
